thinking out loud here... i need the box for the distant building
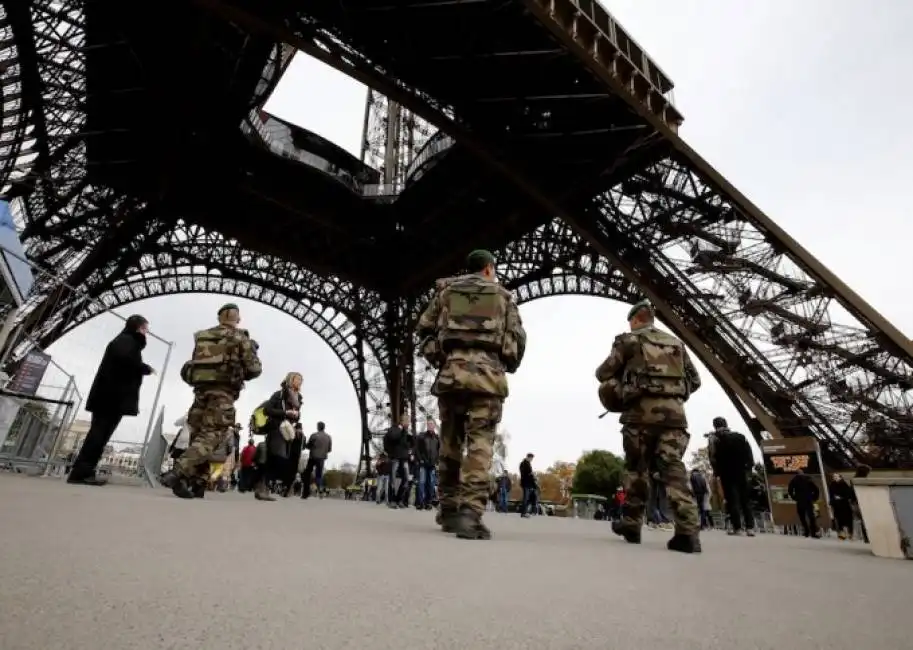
[56,419,143,475]
[102,447,141,473]
[55,418,90,456]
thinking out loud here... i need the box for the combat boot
[159,470,180,489]
[435,505,459,533]
[612,520,642,544]
[453,508,492,540]
[191,482,206,499]
[254,479,276,502]
[667,533,702,554]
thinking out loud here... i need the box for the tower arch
[8,260,388,479]
[405,219,853,469]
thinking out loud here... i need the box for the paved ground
[1,474,910,650]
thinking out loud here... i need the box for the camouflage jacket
[190,325,263,389]
[417,273,526,398]
[595,325,700,428]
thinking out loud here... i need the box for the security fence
[0,244,174,485]
[0,352,81,474]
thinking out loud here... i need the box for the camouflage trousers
[174,389,237,481]
[437,394,503,517]
[620,424,699,535]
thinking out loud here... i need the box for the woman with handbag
[252,372,303,501]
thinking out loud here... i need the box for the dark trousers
[521,486,538,515]
[301,457,326,498]
[238,466,254,492]
[694,496,711,528]
[388,459,411,504]
[796,500,819,537]
[832,501,854,534]
[720,472,754,531]
[69,412,123,479]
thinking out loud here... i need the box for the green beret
[218,303,240,315]
[626,299,653,321]
[466,249,496,271]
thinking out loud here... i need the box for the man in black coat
[708,416,756,536]
[788,469,821,538]
[519,453,537,517]
[414,418,440,510]
[67,315,154,486]
[382,413,413,508]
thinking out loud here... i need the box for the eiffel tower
[1,1,911,477]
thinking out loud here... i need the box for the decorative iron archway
[7,220,392,479]
[6,0,911,473]
[407,219,763,462]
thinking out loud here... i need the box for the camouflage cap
[466,249,496,271]
[626,299,654,321]
[218,303,240,315]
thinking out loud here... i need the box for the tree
[507,472,522,501]
[547,461,576,500]
[322,468,356,489]
[571,450,625,499]
[688,445,713,475]
[750,463,769,512]
[536,471,564,503]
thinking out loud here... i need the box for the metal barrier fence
[0,244,174,485]
[0,351,81,474]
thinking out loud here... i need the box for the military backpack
[439,275,506,355]
[180,326,244,387]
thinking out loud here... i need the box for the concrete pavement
[1,473,910,650]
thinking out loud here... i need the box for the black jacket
[383,425,412,461]
[86,329,152,416]
[788,473,820,503]
[709,429,754,476]
[416,432,440,466]
[307,430,333,460]
[519,459,535,488]
[261,387,302,459]
[829,478,854,507]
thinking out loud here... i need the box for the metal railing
[241,110,398,198]
[0,243,174,485]
[403,130,454,185]
[0,374,79,475]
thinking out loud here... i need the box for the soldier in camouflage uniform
[161,303,262,499]
[595,299,703,553]
[417,249,526,540]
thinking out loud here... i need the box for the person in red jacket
[238,438,257,493]
[613,487,626,521]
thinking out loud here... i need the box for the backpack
[250,402,269,433]
[180,326,243,386]
[439,275,506,354]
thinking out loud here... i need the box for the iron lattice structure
[2,0,912,477]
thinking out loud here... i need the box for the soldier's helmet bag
[439,279,506,354]
[598,379,625,413]
[185,328,244,385]
[632,329,688,399]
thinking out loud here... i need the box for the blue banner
[0,200,34,303]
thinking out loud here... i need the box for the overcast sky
[45,0,913,471]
